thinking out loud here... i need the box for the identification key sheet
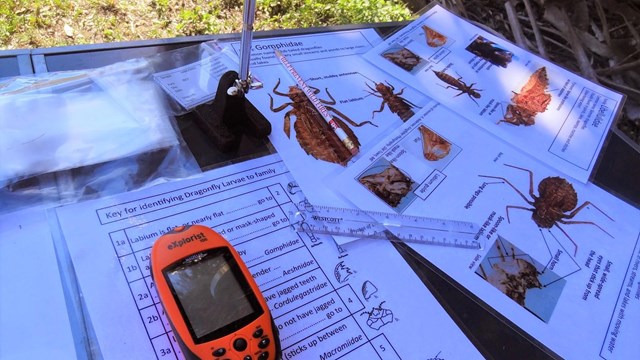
[55,154,481,359]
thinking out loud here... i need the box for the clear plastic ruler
[287,203,484,250]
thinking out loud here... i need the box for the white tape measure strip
[287,204,483,249]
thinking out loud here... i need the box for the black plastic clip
[192,70,271,152]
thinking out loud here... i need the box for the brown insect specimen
[498,67,552,126]
[269,78,373,166]
[359,164,413,208]
[418,125,451,161]
[422,25,447,47]
[365,81,419,122]
[432,70,482,105]
[478,243,542,306]
[382,48,421,72]
[478,164,614,256]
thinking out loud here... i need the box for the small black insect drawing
[361,301,394,330]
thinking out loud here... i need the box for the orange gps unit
[150,225,280,360]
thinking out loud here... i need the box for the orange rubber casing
[150,225,279,360]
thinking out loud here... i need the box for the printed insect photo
[364,80,421,122]
[357,158,417,212]
[465,35,513,68]
[476,236,565,322]
[400,123,461,173]
[380,45,426,73]
[418,125,452,161]
[432,69,482,106]
[268,78,375,166]
[421,25,448,48]
[497,67,552,126]
[477,163,614,257]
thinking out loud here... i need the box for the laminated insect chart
[363,4,625,184]
[332,101,640,359]
[240,29,432,208]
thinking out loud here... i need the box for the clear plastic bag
[0,59,201,214]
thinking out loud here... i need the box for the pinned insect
[432,70,482,105]
[418,125,451,161]
[498,67,551,126]
[422,25,447,47]
[478,164,614,256]
[382,48,421,72]
[365,81,420,122]
[269,78,373,166]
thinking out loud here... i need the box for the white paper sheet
[236,29,432,207]
[333,102,640,359]
[55,154,482,359]
[362,5,624,183]
[0,209,77,359]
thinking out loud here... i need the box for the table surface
[4,24,638,209]
[2,24,638,360]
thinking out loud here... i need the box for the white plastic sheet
[1,67,177,185]
[0,59,200,214]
